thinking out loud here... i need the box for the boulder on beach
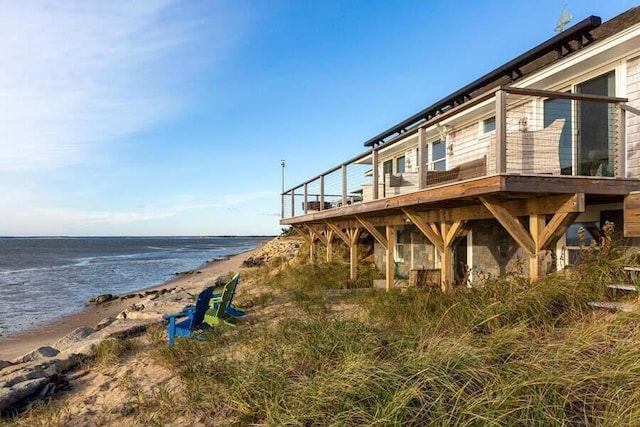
[14,346,60,364]
[54,327,96,352]
[90,294,115,305]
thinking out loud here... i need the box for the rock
[96,317,117,330]
[0,377,50,413]
[92,294,114,304]
[14,346,60,364]
[54,327,96,351]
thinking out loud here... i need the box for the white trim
[466,229,473,287]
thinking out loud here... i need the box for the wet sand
[0,250,256,361]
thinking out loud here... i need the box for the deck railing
[282,86,629,220]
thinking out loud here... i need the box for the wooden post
[326,230,334,262]
[495,90,507,174]
[372,150,379,200]
[386,225,396,291]
[440,222,453,292]
[320,175,325,211]
[529,214,545,281]
[309,238,316,263]
[290,189,295,218]
[619,105,626,178]
[303,183,308,214]
[418,128,426,189]
[342,164,347,206]
[350,238,358,281]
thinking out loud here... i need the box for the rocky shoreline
[0,237,302,418]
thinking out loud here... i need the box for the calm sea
[0,236,267,337]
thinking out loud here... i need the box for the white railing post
[495,90,507,174]
[281,193,285,219]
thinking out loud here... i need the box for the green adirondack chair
[204,279,237,327]
[211,273,245,317]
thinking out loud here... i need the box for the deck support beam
[481,194,583,281]
[386,225,396,291]
[403,208,465,292]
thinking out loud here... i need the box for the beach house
[280,7,640,292]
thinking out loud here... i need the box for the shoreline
[0,247,261,361]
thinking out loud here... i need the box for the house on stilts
[280,7,640,292]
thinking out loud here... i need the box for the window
[396,156,406,173]
[430,141,446,171]
[383,160,393,176]
[483,117,496,133]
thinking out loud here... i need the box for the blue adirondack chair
[164,286,213,346]
[211,273,245,317]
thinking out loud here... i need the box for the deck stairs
[588,266,639,313]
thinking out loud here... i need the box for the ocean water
[0,236,266,337]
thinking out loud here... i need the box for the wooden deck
[281,174,640,226]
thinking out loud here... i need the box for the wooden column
[327,222,361,281]
[326,230,334,262]
[342,164,347,206]
[418,128,426,190]
[619,104,626,178]
[319,176,325,211]
[529,214,546,281]
[372,150,379,200]
[495,90,507,174]
[303,183,308,214]
[386,225,396,292]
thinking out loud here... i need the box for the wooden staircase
[588,267,638,312]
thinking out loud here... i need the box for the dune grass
[8,243,640,426]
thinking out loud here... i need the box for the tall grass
[10,243,640,426]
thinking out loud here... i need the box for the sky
[0,0,635,236]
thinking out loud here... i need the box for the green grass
[9,243,640,426]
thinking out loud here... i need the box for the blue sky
[0,0,634,236]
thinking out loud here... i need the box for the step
[608,284,638,292]
[588,301,637,312]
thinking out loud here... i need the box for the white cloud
[0,187,276,235]
[0,1,236,171]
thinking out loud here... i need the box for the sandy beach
[0,249,257,361]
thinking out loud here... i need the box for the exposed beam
[444,220,467,247]
[356,216,388,250]
[480,196,536,255]
[402,208,444,252]
[538,211,581,250]
[306,224,328,246]
[292,225,313,245]
[348,227,362,246]
[326,222,350,246]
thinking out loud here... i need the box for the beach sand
[0,250,256,361]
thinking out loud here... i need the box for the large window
[543,70,616,177]
[396,156,406,173]
[430,141,446,171]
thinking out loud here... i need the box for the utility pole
[280,160,285,218]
